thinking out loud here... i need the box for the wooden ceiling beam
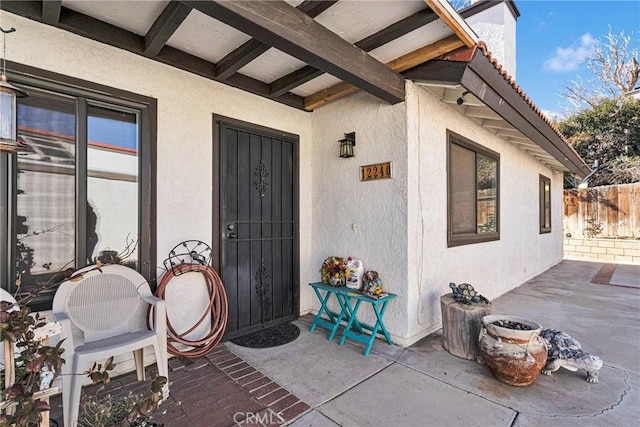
[270,6,438,98]
[270,65,324,98]
[304,35,463,110]
[183,0,405,105]
[42,0,61,25]
[215,39,271,80]
[387,35,463,73]
[0,1,305,109]
[423,0,476,47]
[144,1,192,57]
[354,7,438,52]
[216,0,338,80]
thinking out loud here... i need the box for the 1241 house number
[360,162,392,181]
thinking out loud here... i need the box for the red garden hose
[154,263,228,358]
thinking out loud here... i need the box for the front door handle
[227,232,237,239]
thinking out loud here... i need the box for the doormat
[231,323,300,348]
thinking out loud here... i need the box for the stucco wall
[4,10,565,351]
[305,89,410,339]
[3,12,314,288]
[404,83,563,342]
[465,1,517,78]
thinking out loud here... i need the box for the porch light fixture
[339,132,356,158]
[0,26,29,154]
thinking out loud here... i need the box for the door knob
[227,223,235,230]
[227,232,237,239]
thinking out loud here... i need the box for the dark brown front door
[215,116,298,338]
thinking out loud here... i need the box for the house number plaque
[360,161,392,181]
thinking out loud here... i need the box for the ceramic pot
[479,315,548,386]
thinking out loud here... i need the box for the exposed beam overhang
[270,6,439,98]
[215,0,338,81]
[144,1,192,57]
[355,7,439,52]
[464,49,589,177]
[405,51,590,177]
[424,0,477,48]
[182,0,405,105]
[0,0,305,109]
[387,34,463,73]
[270,65,323,98]
[305,34,464,110]
[42,0,61,25]
[215,39,269,80]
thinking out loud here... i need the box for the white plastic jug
[346,258,364,290]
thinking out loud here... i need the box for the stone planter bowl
[479,315,548,386]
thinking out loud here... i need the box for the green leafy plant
[0,283,66,427]
[1,252,165,427]
[78,358,167,427]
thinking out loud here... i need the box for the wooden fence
[563,182,640,238]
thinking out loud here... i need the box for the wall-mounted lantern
[0,27,29,154]
[339,132,355,158]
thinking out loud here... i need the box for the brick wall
[564,237,640,263]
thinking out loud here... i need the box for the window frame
[539,174,551,234]
[0,61,157,310]
[447,130,500,247]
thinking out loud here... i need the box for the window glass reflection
[87,104,139,266]
[477,155,497,233]
[16,91,76,290]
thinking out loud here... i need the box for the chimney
[461,0,520,78]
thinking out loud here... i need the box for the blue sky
[514,0,640,119]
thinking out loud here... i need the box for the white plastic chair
[52,264,168,427]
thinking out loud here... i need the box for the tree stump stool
[440,293,492,362]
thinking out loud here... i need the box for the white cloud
[541,109,565,122]
[543,33,597,73]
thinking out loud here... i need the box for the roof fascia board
[404,56,589,177]
[183,0,405,105]
[424,0,478,47]
[460,66,585,176]
[403,60,467,86]
[465,51,589,177]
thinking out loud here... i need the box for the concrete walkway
[226,260,640,426]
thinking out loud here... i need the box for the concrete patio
[229,259,640,426]
[49,259,640,426]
